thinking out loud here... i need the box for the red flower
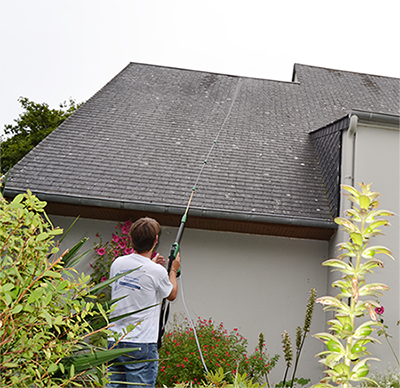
[96,247,106,256]
[375,306,385,315]
[101,276,107,282]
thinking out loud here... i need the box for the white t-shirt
[108,253,172,343]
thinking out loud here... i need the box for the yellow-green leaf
[43,270,61,278]
[2,362,19,368]
[37,232,49,241]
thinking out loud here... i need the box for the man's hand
[170,252,181,273]
[152,253,165,266]
[167,252,181,301]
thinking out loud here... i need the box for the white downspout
[342,114,359,210]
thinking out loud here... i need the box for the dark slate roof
[6,63,400,235]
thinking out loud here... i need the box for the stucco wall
[52,215,329,383]
[330,122,400,371]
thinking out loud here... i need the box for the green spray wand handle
[167,214,187,277]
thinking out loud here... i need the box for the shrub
[157,316,279,386]
[0,189,138,387]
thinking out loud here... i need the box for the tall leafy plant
[279,289,316,388]
[312,183,394,387]
[0,189,139,387]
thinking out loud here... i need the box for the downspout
[343,114,358,210]
[348,114,358,187]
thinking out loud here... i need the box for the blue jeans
[106,341,159,388]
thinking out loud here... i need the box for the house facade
[4,63,399,381]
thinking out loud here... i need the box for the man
[107,217,180,387]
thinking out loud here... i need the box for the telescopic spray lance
[157,78,243,349]
[157,188,195,348]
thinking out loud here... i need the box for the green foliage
[280,289,316,388]
[246,333,280,387]
[312,183,395,387]
[157,316,279,386]
[275,378,311,388]
[201,368,268,388]
[0,189,137,387]
[90,220,134,289]
[1,97,82,174]
[358,365,399,388]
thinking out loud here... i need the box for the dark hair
[129,217,160,254]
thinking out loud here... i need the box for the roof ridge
[127,61,297,85]
[294,63,400,80]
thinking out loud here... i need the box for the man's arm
[166,253,181,301]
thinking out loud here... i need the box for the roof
[5,63,400,239]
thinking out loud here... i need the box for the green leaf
[37,232,49,241]
[62,237,89,266]
[322,259,354,272]
[359,282,389,298]
[362,245,394,260]
[48,363,59,374]
[40,309,53,326]
[350,232,363,247]
[335,217,359,233]
[4,292,12,305]
[326,339,345,353]
[358,194,371,209]
[43,270,61,278]
[365,209,395,223]
[88,268,140,295]
[11,304,23,314]
[341,184,360,197]
[66,248,92,269]
[90,304,159,331]
[12,193,25,204]
[2,362,20,368]
[315,296,350,313]
[1,283,15,292]
[60,347,141,374]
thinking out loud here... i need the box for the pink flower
[119,240,127,249]
[112,234,120,243]
[121,226,129,235]
[101,277,107,282]
[375,306,385,315]
[124,220,132,228]
[96,247,106,256]
[124,248,133,255]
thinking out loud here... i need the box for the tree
[0,97,82,174]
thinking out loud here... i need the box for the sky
[1,0,400,135]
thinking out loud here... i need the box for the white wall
[52,215,330,383]
[330,122,399,371]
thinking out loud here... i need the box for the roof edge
[350,109,400,128]
[4,188,337,230]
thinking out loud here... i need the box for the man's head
[129,217,161,254]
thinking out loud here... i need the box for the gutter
[3,188,337,230]
[350,109,400,128]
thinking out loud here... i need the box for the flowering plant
[90,220,134,290]
[312,183,395,387]
[156,316,279,386]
